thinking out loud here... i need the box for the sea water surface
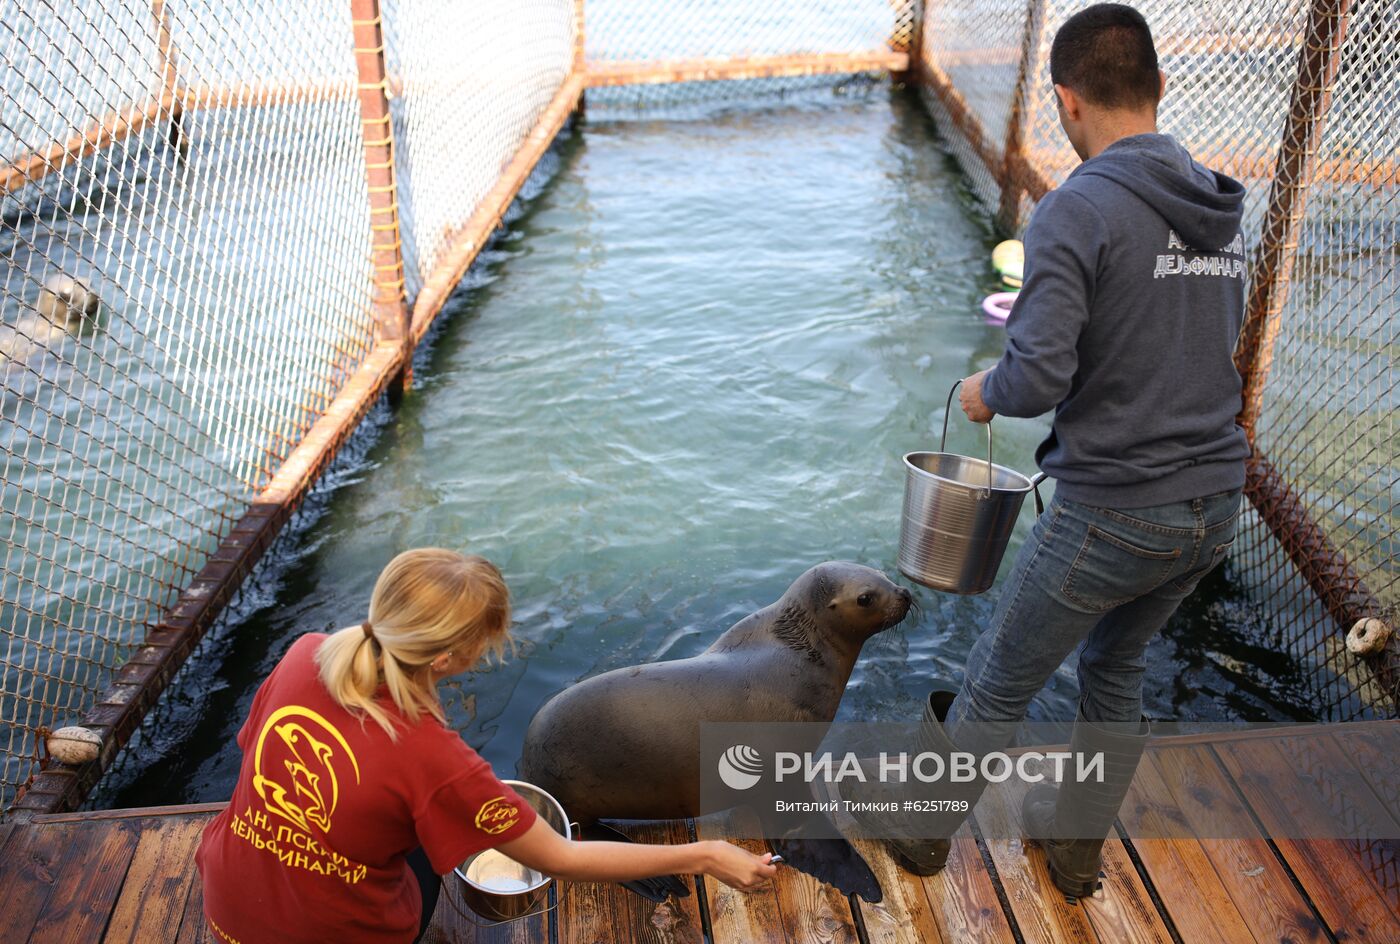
[96,89,1304,808]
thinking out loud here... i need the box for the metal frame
[8,0,1395,818]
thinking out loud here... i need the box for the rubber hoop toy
[981,291,1017,325]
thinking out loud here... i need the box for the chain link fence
[2,0,1395,818]
[2,0,376,815]
[916,0,1397,719]
[1,0,574,817]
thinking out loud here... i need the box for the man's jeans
[944,488,1243,756]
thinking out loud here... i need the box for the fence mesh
[382,0,574,301]
[918,0,1398,719]
[586,0,916,62]
[1,0,1396,818]
[1,0,376,814]
[1243,2,1399,717]
[0,0,573,816]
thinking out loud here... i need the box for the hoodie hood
[1071,133,1245,250]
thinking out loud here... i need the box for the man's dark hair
[1050,4,1160,110]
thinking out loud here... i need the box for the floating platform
[3,722,1396,943]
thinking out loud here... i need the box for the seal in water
[520,561,913,902]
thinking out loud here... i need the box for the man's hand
[959,369,996,423]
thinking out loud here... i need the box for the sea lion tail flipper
[577,820,692,902]
[771,826,883,904]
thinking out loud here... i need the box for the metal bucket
[453,780,571,925]
[898,381,1045,594]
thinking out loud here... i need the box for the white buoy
[1,275,101,369]
[36,274,100,330]
[1345,618,1392,656]
[47,726,102,764]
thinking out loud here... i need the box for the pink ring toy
[981,291,1018,325]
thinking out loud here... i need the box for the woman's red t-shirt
[195,633,537,943]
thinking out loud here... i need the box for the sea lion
[519,561,912,899]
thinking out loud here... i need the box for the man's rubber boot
[842,684,985,876]
[1021,713,1150,900]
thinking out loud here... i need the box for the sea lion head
[777,562,912,652]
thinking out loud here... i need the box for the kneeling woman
[196,548,775,943]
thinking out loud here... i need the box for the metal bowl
[453,780,570,924]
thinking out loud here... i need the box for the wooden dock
[3,723,1396,944]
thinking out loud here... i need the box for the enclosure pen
[0,0,1394,890]
[0,0,1397,938]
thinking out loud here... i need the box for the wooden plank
[1120,752,1260,943]
[1215,736,1400,942]
[173,873,212,944]
[977,775,1171,944]
[585,51,909,88]
[28,820,142,944]
[102,815,206,944]
[921,828,1016,944]
[555,819,704,944]
[612,820,705,944]
[975,780,1097,944]
[766,855,859,944]
[1330,726,1400,826]
[1146,746,1328,944]
[1268,734,1400,907]
[1102,718,1396,749]
[0,824,77,944]
[694,808,789,944]
[34,802,227,824]
[843,834,946,944]
[814,776,1012,944]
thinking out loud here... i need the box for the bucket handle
[442,877,560,928]
[940,380,994,496]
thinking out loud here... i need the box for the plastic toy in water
[981,291,1017,325]
[991,239,1023,288]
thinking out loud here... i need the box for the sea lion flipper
[578,821,692,902]
[620,874,691,902]
[771,823,883,903]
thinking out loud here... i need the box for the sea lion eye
[857,592,874,608]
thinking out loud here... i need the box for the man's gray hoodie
[981,133,1251,508]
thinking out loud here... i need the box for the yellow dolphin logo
[252,706,361,835]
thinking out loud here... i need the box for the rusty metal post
[1227,0,1393,709]
[1234,0,1352,438]
[574,0,587,115]
[997,0,1046,233]
[890,0,925,84]
[351,0,412,396]
[150,0,186,156]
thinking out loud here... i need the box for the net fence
[584,0,916,115]
[1,0,1395,818]
[916,0,1398,719]
[1,0,573,816]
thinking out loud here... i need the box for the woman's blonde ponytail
[315,549,511,740]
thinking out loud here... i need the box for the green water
[95,89,1306,809]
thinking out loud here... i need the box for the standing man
[853,3,1250,898]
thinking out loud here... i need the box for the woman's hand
[702,840,779,891]
[501,820,777,890]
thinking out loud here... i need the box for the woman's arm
[498,819,778,891]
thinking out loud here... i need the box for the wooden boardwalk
[2,723,1396,944]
